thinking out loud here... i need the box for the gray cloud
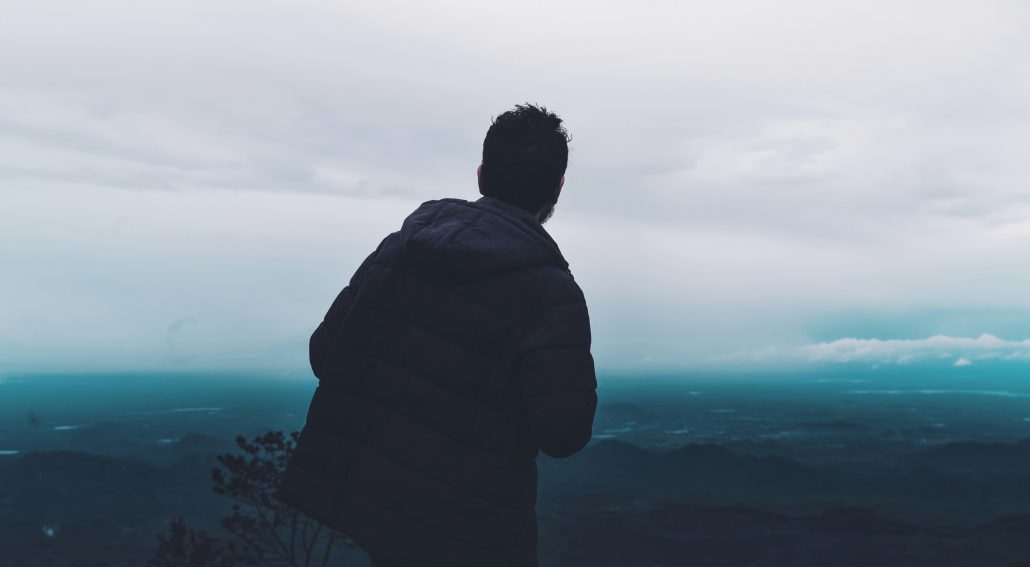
[3,0,1030,372]
[719,334,1030,366]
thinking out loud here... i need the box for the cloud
[3,1,1030,372]
[720,334,1030,366]
[3,1,1030,228]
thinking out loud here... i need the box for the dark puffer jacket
[275,195,597,566]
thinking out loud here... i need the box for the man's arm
[516,275,598,459]
[309,237,389,379]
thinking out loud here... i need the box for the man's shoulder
[534,266,585,308]
[411,197,473,214]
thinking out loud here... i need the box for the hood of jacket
[392,195,570,282]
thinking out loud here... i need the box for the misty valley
[2,369,1030,566]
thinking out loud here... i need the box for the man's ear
[477,164,484,194]
[554,175,565,200]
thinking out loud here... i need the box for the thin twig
[320,530,337,567]
[289,513,298,565]
[242,500,294,564]
[304,521,324,567]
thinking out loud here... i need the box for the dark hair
[480,103,570,212]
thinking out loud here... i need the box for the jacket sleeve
[309,237,388,379]
[515,274,598,459]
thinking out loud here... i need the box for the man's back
[276,194,597,566]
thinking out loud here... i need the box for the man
[276,103,597,567]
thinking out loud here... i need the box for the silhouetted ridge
[910,438,1030,476]
[171,433,232,454]
[808,506,923,536]
[543,439,849,505]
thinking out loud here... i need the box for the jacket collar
[474,195,541,225]
[472,195,570,272]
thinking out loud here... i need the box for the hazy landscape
[3,367,1030,566]
[6,0,1030,565]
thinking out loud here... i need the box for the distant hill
[0,450,168,523]
[0,443,239,567]
[908,439,1030,478]
[540,501,1030,567]
[541,439,854,508]
[808,506,924,536]
[140,432,237,467]
[541,438,1030,525]
[594,402,665,434]
[4,434,1030,566]
[66,423,144,455]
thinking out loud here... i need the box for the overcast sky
[3,0,1030,374]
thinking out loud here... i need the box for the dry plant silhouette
[148,431,354,567]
